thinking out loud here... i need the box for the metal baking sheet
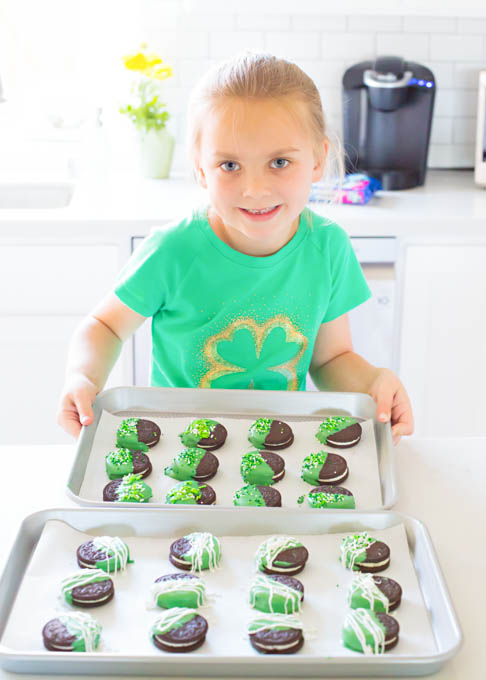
[66,386,397,510]
[0,508,461,676]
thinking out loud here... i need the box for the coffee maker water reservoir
[342,56,435,190]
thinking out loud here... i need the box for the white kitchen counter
[0,436,483,679]
[1,169,486,239]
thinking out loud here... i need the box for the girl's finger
[58,409,82,439]
[372,382,395,423]
[73,395,94,428]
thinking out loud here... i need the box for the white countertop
[0,436,484,679]
[1,169,486,239]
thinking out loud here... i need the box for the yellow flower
[122,52,148,72]
[122,50,172,79]
[146,64,173,80]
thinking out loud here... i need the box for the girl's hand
[57,374,99,439]
[367,368,414,445]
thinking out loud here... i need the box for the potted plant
[119,45,174,179]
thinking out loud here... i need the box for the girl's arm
[57,292,147,438]
[309,314,414,444]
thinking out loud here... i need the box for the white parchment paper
[78,411,382,509]
[1,520,437,657]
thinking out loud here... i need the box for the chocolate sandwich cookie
[61,569,114,608]
[301,451,349,486]
[347,574,402,612]
[248,418,294,451]
[42,612,102,652]
[105,447,152,480]
[151,607,208,653]
[233,484,282,507]
[116,417,161,452]
[249,573,304,614]
[248,613,304,654]
[169,532,221,572]
[316,416,362,449]
[240,450,285,486]
[179,419,227,451]
[342,609,399,653]
[340,532,391,573]
[255,536,309,576]
[76,536,133,574]
[164,447,219,482]
[103,473,152,503]
[165,480,216,505]
[150,573,207,609]
[305,484,355,509]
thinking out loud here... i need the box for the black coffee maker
[342,56,435,190]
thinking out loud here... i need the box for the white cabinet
[398,240,486,437]
[0,239,131,444]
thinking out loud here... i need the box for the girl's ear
[312,140,329,183]
[194,160,208,189]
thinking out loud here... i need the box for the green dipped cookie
[103,473,152,503]
[249,573,304,614]
[169,532,221,572]
[42,612,102,652]
[255,535,309,576]
[347,574,402,612]
[60,569,114,607]
[116,417,161,452]
[240,450,285,486]
[164,448,219,482]
[315,416,362,448]
[248,613,304,654]
[178,419,227,451]
[342,609,400,653]
[151,607,208,652]
[165,480,216,505]
[301,451,349,486]
[305,484,355,509]
[340,532,391,572]
[150,573,207,609]
[248,418,294,450]
[76,536,133,574]
[233,484,282,507]
[105,447,152,480]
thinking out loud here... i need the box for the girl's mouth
[239,205,281,221]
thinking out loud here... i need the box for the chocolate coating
[318,452,349,484]
[42,618,77,651]
[259,451,285,482]
[131,451,152,478]
[194,451,219,481]
[70,579,114,607]
[136,419,161,447]
[326,422,362,448]
[262,545,309,576]
[152,614,208,652]
[249,627,304,654]
[263,420,294,450]
[358,541,391,573]
[376,612,400,650]
[197,423,227,451]
[259,485,282,507]
[373,576,402,611]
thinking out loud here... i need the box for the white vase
[138,128,175,179]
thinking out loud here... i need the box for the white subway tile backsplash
[291,14,346,32]
[265,32,320,60]
[320,33,375,62]
[403,16,456,34]
[376,33,429,61]
[347,15,402,32]
[435,89,479,117]
[457,18,486,34]
[454,63,485,89]
[176,12,235,31]
[453,117,477,144]
[237,14,291,31]
[208,31,265,58]
[430,117,453,145]
[430,34,483,61]
[427,62,454,88]
[428,144,474,168]
[318,88,342,118]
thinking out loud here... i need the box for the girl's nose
[241,174,271,199]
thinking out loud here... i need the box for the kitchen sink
[0,181,75,209]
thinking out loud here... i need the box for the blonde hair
[185,50,344,210]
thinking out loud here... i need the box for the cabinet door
[398,243,486,437]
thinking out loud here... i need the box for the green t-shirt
[114,204,371,390]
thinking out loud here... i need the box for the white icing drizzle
[61,569,109,597]
[254,535,303,571]
[347,573,389,612]
[92,536,129,575]
[340,532,377,571]
[344,608,386,655]
[248,612,303,634]
[58,612,102,652]
[184,532,220,572]
[249,574,302,614]
[151,607,197,636]
[150,576,206,608]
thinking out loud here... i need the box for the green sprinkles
[309,491,346,507]
[116,473,148,502]
[117,418,139,437]
[318,416,355,434]
[107,448,132,467]
[166,481,205,504]
[241,451,265,474]
[186,419,214,439]
[297,495,305,505]
[251,418,272,434]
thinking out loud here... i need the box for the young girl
[58,51,413,445]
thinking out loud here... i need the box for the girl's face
[196,96,326,256]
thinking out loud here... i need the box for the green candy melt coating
[249,574,302,614]
[255,536,304,571]
[307,490,355,509]
[340,532,377,570]
[151,577,207,609]
[105,447,134,480]
[233,484,266,506]
[248,612,303,634]
[315,416,358,445]
[116,418,149,452]
[179,419,218,447]
[115,473,152,503]
[164,448,207,481]
[151,608,198,637]
[240,451,275,486]
[248,418,273,449]
[181,532,221,571]
[61,569,110,606]
[347,574,389,613]
[301,451,329,485]
[91,536,133,574]
[165,480,205,505]
[58,612,102,652]
[342,608,387,654]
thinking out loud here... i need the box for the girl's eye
[271,158,289,169]
[220,161,240,172]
